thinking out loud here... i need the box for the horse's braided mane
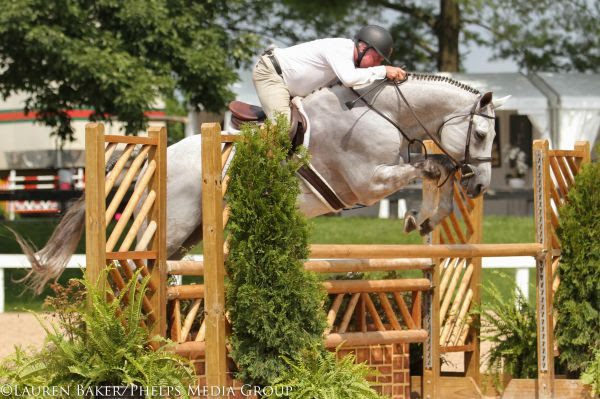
[314,72,481,97]
[407,72,481,95]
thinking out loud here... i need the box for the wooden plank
[309,243,543,258]
[547,149,587,158]
[201,123,228,387]
[325,294,345,334]
[465,194,483,388]
[549,156,569,199]
[440,343,475,353]
[449,212,468,244]
[412,291,422,328]
[411,376,483,399]
[106,251,157,260]
[556,156,574,187]
[147,126,167,337]
[533,139,555,399]
[104,134,158,145]
[362,293,386,331]
[167,284,205,300]
[173,341,206,360]
[453,188,475,235]
[304,258,433,273]
[322,278,431,294]
[85,123,107,291]
[378,292,403,330]
[325,330,427,347]
[392,292,416,330]
[181,298,203,342]
[220,134,241,143]
[338,293,360,333]
[501,379,594,399]
[105,146,152,224]
[104,144,135,195]
[171,299,182,342]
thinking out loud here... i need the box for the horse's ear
[479,92,493,108]
[491,95,511,110]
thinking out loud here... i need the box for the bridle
[348,79,495,186]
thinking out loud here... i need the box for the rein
[349,79,495,186]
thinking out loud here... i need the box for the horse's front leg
[404,159,455,235]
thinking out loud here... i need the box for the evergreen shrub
[225,116,327,385]
[555,151,600,373]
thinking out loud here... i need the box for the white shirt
[273,38,386,97]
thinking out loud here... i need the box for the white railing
[0,254,535,313]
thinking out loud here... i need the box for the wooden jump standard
[84,121,590,399]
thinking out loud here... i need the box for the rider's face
[358,47,384,68]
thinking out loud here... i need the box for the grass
[1,215,535,310]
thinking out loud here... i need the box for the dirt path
[0,312,55,358]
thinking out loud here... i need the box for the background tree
[0,0,263,141]
[259,0,599,72]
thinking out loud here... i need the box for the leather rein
[349,79,495,186]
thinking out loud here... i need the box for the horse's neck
[380,80,478,141]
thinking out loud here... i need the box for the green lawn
[2,215,535,311]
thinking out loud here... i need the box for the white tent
[442,72,551,142]
[529,72,600,150]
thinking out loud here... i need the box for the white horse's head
[439,92,509,197]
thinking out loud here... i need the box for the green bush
[225,117,327,385]
[0,268,194,398]
[555,153,600,373]
[581,346,600,397]
[267,348,385,399]
[473,272,537,388]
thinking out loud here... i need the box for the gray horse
[14,74,507,293]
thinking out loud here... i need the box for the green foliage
[0,0,260,140]
[581,347,600,397]
[0,268,194,398]
[555,156,600,373]
[271,0,599,72]
[266,348,385,399]
[225,116,327,385]
[472,272,537,387]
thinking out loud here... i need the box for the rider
[253,25,407,121]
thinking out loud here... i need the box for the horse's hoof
[418,218,434,236]
[404,211,418,233]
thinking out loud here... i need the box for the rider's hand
[385,66,407,81]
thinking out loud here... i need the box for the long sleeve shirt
[273,38,386,97]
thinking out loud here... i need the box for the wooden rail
[166,258,433,275]
[309,243,544,258]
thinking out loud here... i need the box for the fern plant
[0,267,195,398]
[472,272,537,389]
[266,347,385,399]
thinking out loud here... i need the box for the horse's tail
[9,195,86,294]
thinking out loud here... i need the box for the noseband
[349,79,495,186]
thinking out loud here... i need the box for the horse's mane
[407,73,480,95]
[309,72,481,98]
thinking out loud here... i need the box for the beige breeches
[252,55,291,121]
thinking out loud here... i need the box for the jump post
[83,121,592,399]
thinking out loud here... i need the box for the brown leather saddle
[228,100,346,211]
[228,100,307,152]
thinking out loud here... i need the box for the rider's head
[353,25,394,68]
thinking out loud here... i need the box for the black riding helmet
[354,25,394,67]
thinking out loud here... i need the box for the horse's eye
[475,130,486,140]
